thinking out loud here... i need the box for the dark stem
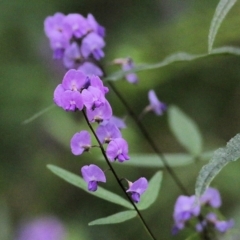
[107,81,189,195]
[82,109,157,240]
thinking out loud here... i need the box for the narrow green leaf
[138,171,163,210]
[208,0,237,53]
[47,165,133,209]
[105,46,240,82]
[195,133,240,199]
[22,104,55,124]
[99,153,194,167]
[88,211,137,226]
[168,106,203,156]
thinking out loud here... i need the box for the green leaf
[105,46,240,82]
[208,0,237,53]
[101,153,194,168]
[168,106,203,156]
[138,171,163,210]
[88,211,137,226]
[47,165,133,209]
[22,104,55,124]
[195,133,240,199]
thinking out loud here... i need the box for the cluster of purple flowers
[52,67,147,203]
[172,187,234,236]
[44,11,170,205]
[44,12,105,76]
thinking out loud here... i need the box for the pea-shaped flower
[173,195,200,232]
[70,130,91,155]
[147,90,167,116]
[200,187,221,208]
[96,122,122,144]
[106,138,130,162]
[81,164,106,192]
[126,177,148,203]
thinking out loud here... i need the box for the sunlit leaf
[208,0,237,52]
[22,104,55,124]
[138,171,163,210]
[195,133,240,199]
[168,106,203,156]
[88,211,137,226]
[47,165,133,209]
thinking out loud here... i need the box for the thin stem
[107,81,189,195]
[82,110,157,240]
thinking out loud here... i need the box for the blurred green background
[1,0,240,239]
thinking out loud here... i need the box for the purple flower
[82,86,106,110]
[62,69,87,91]
[200,187,221,208]
[206,213,234,233]
[81,32,105,60]
[113,58,138,84]
[78,62,103,77]
[64,13,89,38]
[148,90,167,116]
[106,138,130,162]
[86,100,112,123]
[126,177,148,203]
[96,122,122,144]
[81,164,106,191]
[173,195,200,231]
[86,13,105,37]
[44,13,71,59]
[215,219,234,233]
[122,58,138,84]
[63,42,82,69]
[70,130,91,155]
[15,216,66,240]
[61,90,83,111]
[89,75,109,94]
[53,84,65,108]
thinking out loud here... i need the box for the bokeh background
[1,0,240,239]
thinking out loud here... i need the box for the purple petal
[126,177,148,195]
[106,138,129,162]
[87,13,105,37]
[64,13,89,38]
[200,187,221,208]
[89,75,108,94]
[215,219,234,233]
[61,90,83,111]
[148,90,167,115]
[70,130,91,155]
[86,100,112,122]
[131,192,140,203]
[96,122,122,144]
[82,86,106,110]
[53,84,65,107]
[78,62,103,77]
[63,42,82,69]
[81,164,106,183]
[62,69,87,91]
[81,32,105,60]
[88,181,98,192]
